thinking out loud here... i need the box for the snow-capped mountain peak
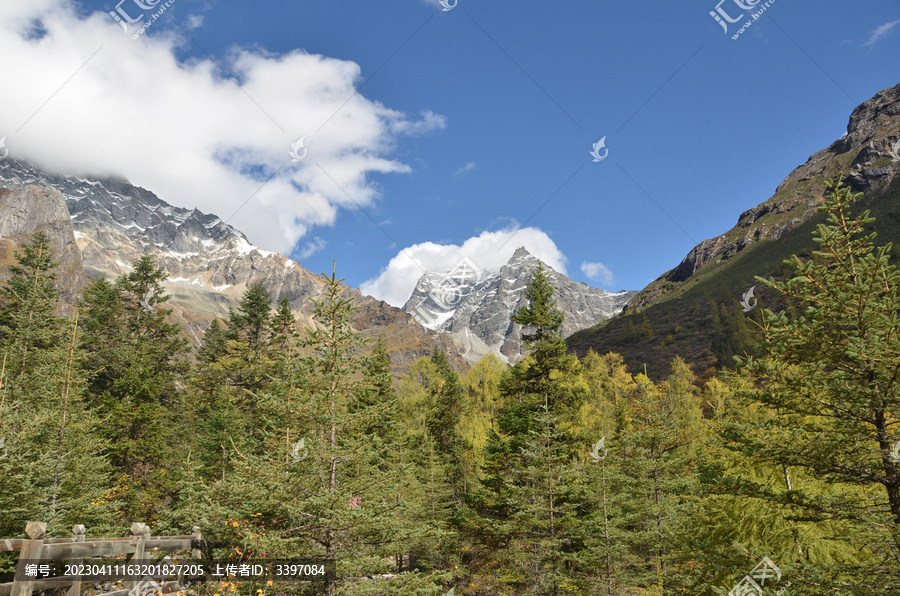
[403,247,635,364]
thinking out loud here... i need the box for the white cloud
[297,236,326,260]
[580,260,613,285]
[0,0,444,255]
[453,161,476,176]
[864,19,900,47]
[361,225,567,307]
[390,110,447,136]
[185,14,205,31]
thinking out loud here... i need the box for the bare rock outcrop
[0,185,86,308]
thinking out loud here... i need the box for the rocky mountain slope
[404,247,635,364]
[626,83,900,312]
[0,158,464,373]
[570,82,900,380]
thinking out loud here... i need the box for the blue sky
[1,0,898,306]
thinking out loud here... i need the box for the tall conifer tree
[0,232,117,538]
[78,254,188,520]
[725,177,900,592]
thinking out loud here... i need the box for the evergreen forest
[2,178,900,595]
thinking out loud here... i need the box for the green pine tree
[197,266,445,596]
[725,176,900,592]
[224,283,275,392]
[0,232,118,542]
[78,254,189,521]
[473,263,589,593]
[0,231,65,398]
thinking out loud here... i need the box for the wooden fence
[0,521,202,596]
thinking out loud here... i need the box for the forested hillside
[2,178,900,595]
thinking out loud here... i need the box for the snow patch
[166,250,200,259]
[168,276,206,287]
[231,236,274,258]
[422,309,455,330]
[233,237,255,256]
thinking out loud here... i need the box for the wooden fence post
[190,527,202,559]
[11,521,46,596]
[123,523,149,591]
[1,522,200,596]
[67,525,85,596]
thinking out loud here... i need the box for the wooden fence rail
[0,521,202,596]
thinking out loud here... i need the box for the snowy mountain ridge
[0,157,466,371]
[404,247,636,365]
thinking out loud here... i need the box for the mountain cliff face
[627,83,900,312]
[404,247,635,364]
[0,158,464,373]
[0,185,86,309]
